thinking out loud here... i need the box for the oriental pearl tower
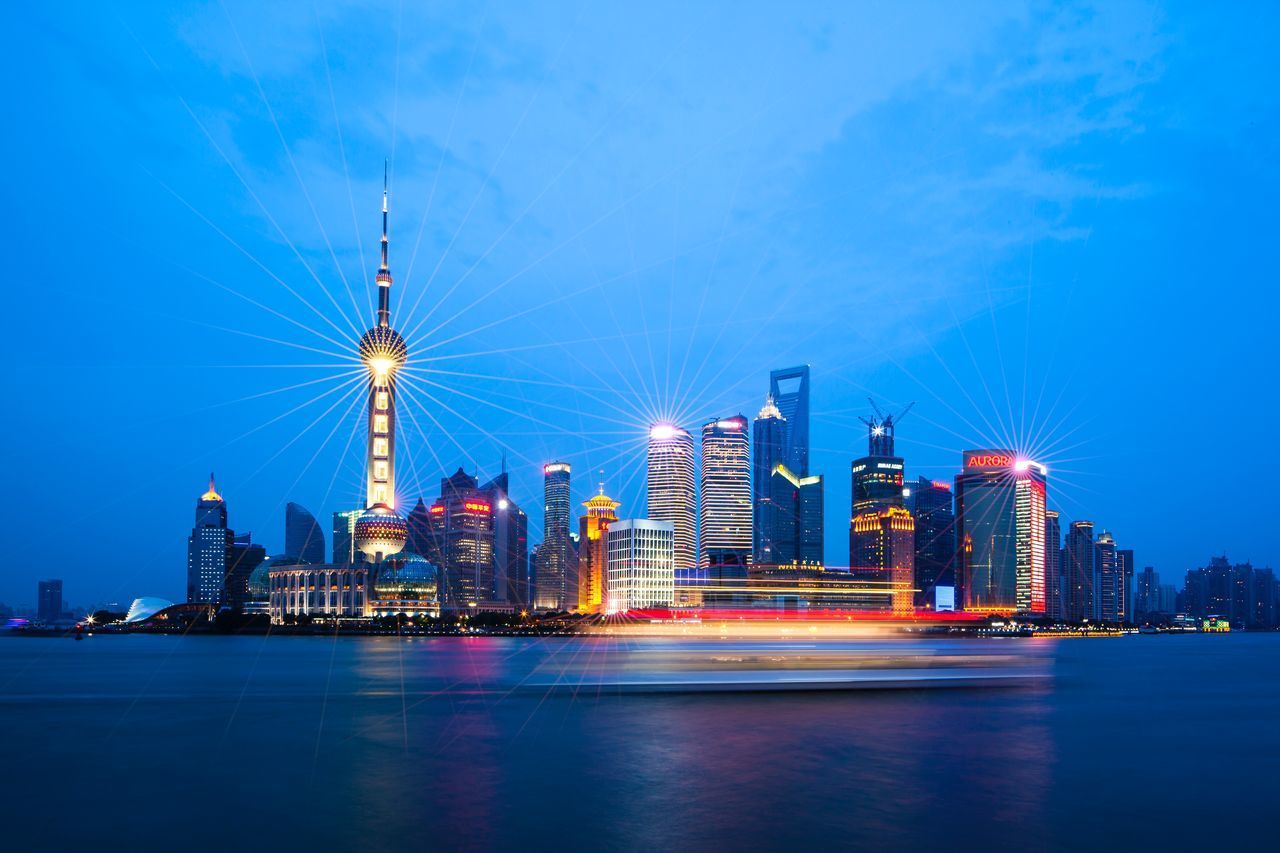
[353,166,409,563]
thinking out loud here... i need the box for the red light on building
[464,501,492,513]
[429,505,445,515]
[964,452,1015,469]
[930,480,952,490]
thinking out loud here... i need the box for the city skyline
[6,2,1280,606]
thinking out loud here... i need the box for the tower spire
[375,160,392,327]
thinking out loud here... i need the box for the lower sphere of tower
[354,504,408,562]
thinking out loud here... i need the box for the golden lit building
[577,488,620,612]
[851,505,916,615]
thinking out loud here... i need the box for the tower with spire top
[354,166,409,563]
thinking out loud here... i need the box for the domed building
[372,552,440,618]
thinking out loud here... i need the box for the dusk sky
[4,1,1277,606]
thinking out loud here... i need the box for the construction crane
[860,398,915,456]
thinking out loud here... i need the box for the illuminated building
[851,506,915,614]
[577,487,620,612]
[647,424,696,570]
[372,552,440,618]
[284,502,325,566]
[908,476,955,608]
[1119,548,1135,622]
[425,469,497,608]
[1181,557,1277,630]
[765,464,825,566]
[536,462,572,610]
[223,533,266,611]
[1094,531,1122,622]
[483,471,529,606]
[752,394,788,564]
[352,172,408,563]
[606,519,675,613]
[187,473,232,605]
[268,564,374,623]
[848,408,912,609]
[331,509,360,565]
[954,451,1047,614]
[700,415,751,567]
[1063,520,1095,621]
[769,365,811,475]
[1045,511,1063,619]
[37,580,62,624]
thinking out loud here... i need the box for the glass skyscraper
[769,365,810,476]
[1064,520,1095,622]
[284,502,325,565]
[647,424,697,570]
[908,476,955,608]
[187,473,231,605]
[537,462,572,610]
[752,395,788,563]
[954,451,1048,614]
[700,415,751,567]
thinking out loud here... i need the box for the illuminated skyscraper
[187,473,231,605]
[909,476,955,608]
[647,424,697,570]
[331,509,360,565]
[425,469,496,608]
[700,415,751,566]
[606,519,675,614]
[954,451,1047,614]
[765,464,825,566]
[752,395,788,563]
[1045,510,1064,619]
[1119,548,1135,622]
[352,171,409,564]
[1095,531,1123,623]
[577,486,620,612]
[1064,520,1095,622]
[537,462,572,610]
[769,366,810,475]
[849,408,913,608]
[285,502,325,565]
[483,471,529,606]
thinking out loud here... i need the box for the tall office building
[1063,520,1095,622]
[537,462,572,610]
[752,395,789,563]
[764,465,825,566]
[351,172,409,564]
[909,477,955,608]
[851,506,916,614]
[332,509,360,565]
[405,498,433,558]
[1045,511,1063,619]
[1095,531,1122,622]
[37,579,63,623]
[284,502,325,564]
[700,415,751,567]
[647,424,697,570]
[769,366,811,475]
[188,474,232,605]
[1136,566,1162,617]
[224,532,266,611]
[482,471,529,606]
[606,519,676,614]
[954,451,1048,614]
[1118,548,1135,623]
[425,469,497,607]
[849,410,913,610]
[577,487,621,612]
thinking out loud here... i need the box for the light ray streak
[398,4,491,320]
[399,15,584,335]
[315,5,375,323]
[144,168,361,343]
[240,376,370,486]
[220,0,367,338]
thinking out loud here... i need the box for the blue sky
[3,1,1277,606]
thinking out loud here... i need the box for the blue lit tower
[353,169,409,562]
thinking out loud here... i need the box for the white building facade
[606,519,675,614]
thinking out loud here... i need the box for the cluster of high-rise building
[173,169,1274,628]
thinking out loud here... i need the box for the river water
[1,633,1275,850]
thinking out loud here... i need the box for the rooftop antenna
[860,398,915,457]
